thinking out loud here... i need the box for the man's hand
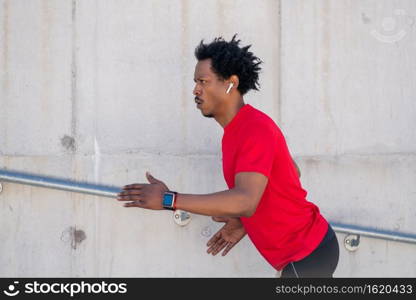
[207,217,247,256]
[117,172,169,210]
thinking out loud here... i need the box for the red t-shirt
[222,104,328,271]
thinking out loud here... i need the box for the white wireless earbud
[226,83,234,94]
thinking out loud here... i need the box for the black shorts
[281,224,339,278]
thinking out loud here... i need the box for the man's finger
[123,184,144,189]
[117,195,143,201]
[207,235,222,253]
[207,232,221,247]
[211,239,227,255]
[222,242,236,256]
[212,240,228,256]
[212,216,228,222]
[123,201,142,208]
[207,239,224,254]
[118,190,142,196]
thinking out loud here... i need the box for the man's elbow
[240,195,258,218]
[230,188,259,218]
[229,205,253,218]
[241,207,256,218]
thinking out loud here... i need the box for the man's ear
[229,75,239,90]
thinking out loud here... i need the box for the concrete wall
[0,0,415,277]
[281,0,416,277]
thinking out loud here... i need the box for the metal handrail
[1,168,416,245]
[0,169,120,198]
[331,223,416,245]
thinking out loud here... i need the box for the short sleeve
[234,122,278,178]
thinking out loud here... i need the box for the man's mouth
[195,97,203,105]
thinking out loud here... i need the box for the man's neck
[215,99,245,128]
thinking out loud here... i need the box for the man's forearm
[175,188,252,217]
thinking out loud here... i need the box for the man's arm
[117,171,268,218]
[175,172,268,217]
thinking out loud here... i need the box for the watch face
[163,193,174,207]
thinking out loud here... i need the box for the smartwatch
[162,191,177,210]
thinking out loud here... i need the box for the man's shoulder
[242,107,279,134]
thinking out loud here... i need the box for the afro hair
[194,34,262,95]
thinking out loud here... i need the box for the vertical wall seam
[70,0,78,277]
[179,0,189,191]
[71,0,77,151]
[2,0,10,154]
[93,0,99,276]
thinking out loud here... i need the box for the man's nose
[193,85,201,96]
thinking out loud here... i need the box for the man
[117,35,339,277]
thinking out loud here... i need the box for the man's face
[193,59,227,118]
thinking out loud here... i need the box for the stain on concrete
[61,226,86,250]
[73,228,86,247]
[61,135,76,151]
[394,217,404,231]
[361,12,371,24]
